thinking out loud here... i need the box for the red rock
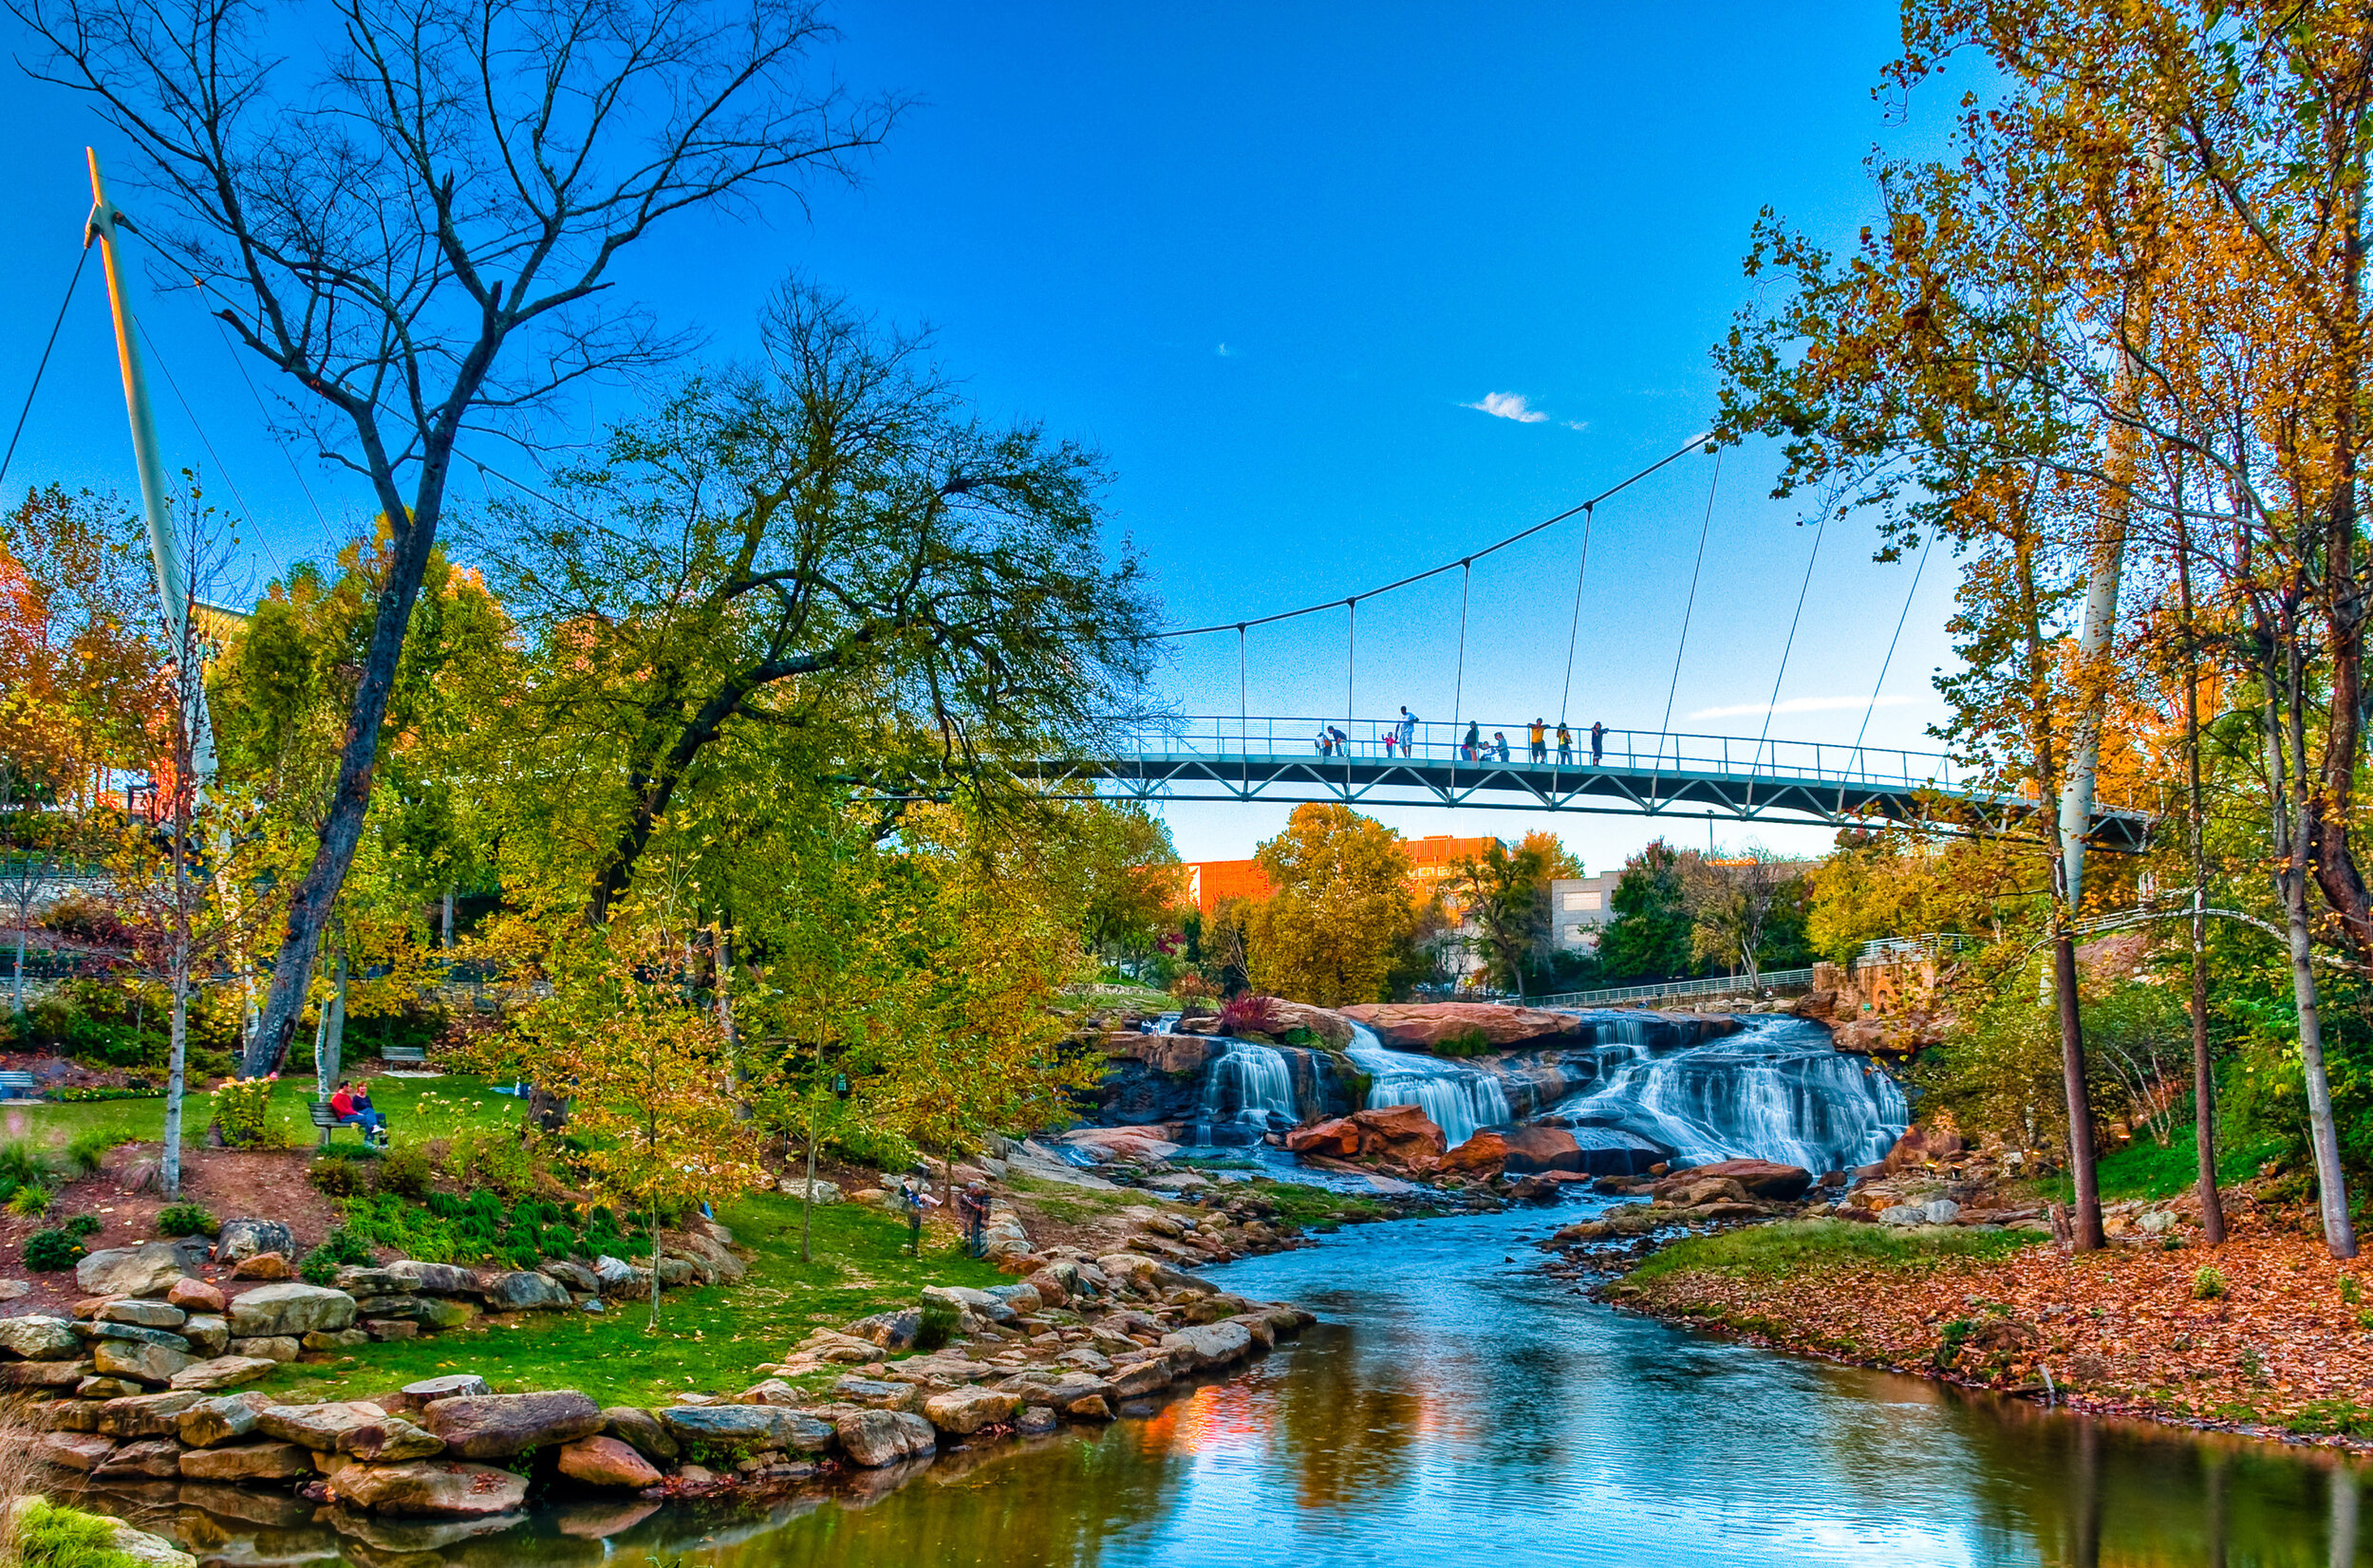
[556,1435,662,1489]
[1339,1002,1589,1054]
[229,1254,291,1281]
[1659,1159,1814,1201]
[1350,1105,1447,1159]
[1500,1126,1583,1174]
[1283,1118,1362,1157]
[168,1279,227,1314]
[1437,1129,1512,1175]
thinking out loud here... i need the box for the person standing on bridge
[1462,720,1481,761]
[1315,724,1334,756]
[1327,724,1349,756]
[1529,719,1547,763]
[1590,720,1605,766]
[1399,706,1419,754]
[1557,722,1573,764]
[1492,732,1510,762]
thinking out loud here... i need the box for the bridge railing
[1534,967,1817,1009]
[1105,716,1965,792]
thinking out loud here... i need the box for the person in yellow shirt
[1528,718,1547,763]
[1557,722,1573,764]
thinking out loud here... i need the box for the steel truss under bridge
[1035,717,2151,851]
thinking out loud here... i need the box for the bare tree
[13,0,898,1073]
[1681,846,1803,993]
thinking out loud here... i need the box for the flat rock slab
[836,1409,937,1467]
[178,1439,313,1482]
[921,1387,1021,1435]
[77,1244,193,1299]
[229,1283,358,1338]
[0,1316,82,1360]
[169,1355,277,1392]
[333,1458,532,1517]
[421,1391,602,1458]
[655,1404,832,1453]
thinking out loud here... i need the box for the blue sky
[0,2,1975,869]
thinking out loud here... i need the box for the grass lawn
[1625,1218,2039,1286]
[2036,1129,2285,1205]
[246,1191,1014,1409]
[4,1074,523,1154]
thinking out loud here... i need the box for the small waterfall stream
[1194,1038,1300,1143]
[1344,1023,1511,1148]
[1553,1014,1904,1172]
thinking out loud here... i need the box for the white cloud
[1462,391,1549,423]
[1690,694,1923,720]
[1215,343,1235,358]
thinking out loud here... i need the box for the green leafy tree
[1447,836,1558,999]
[1595,840,1705,987]
[1244,805,1414,1007]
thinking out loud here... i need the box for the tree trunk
[2175,489,2226,1244]
[2054,924,2104,1251]
[441,887,454,950]
[801,1128,818,1266]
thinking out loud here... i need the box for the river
[79,1199,2370,1567]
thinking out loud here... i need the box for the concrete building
[1185,831,1502,919]
[1548,871,1623,953]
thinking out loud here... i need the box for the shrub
[1218,992,1290,1039]
[309,1155,367,1197]
[539,1223,580,1259]
[826,1123,919,1172]
[8,1185,51,1220]
[506,1243,540,1271]
[915,1300,960,1352]
[2193,1266,2228,1300]
[47,1087,162,1103]
[155,1203,219,1239]
[374,1143,434,1200]
[1434,1027,1493,1058]
[0,1143,51,1190]
[60,1214,101,1241]
[297,1248,340,1286]
[213,1074,280,1148]
[425,1191,465,1221]
[16,1497,146,1568]
[337,1193,461,1263]
[23,1229,84,1272]
[449,1132,538,1199]
[63,1129,121,1177]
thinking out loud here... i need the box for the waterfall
[1196,1038,1299,1143]
[1552,1014,1905,1173]
[1342,1023,1512,1148]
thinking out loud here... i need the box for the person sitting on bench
[328,1080,388,1146]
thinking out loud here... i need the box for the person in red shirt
[328,1085,355,1119]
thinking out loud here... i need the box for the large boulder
[1657,1159,1814,1202]
[1500,1125,1584,1174]
[166,1355,276,1392]
[167,1279,226,1314]
[213,1220,297,1266]
[601,1406,678,1462]
[921,1387,1020,1435]
[228,1283,358,1338]
[258,1401,394,1451]
[92,1337,193,1386]
[96,1390,202,1437]
[0,1316,83,1360]
[36,1430,115,1470]
[98,1298,187,1329]
[1340,1002,1589,1053]
[178,1392,275,1447]
[481,1271,572,1313]
[76,1244,188,1298]
[420,1391,602,1458]
[844,1308,921,1351]
[836,1409,937,1467]
[921,1284,1017,1324]
[332,1458,531,1517]
[1283,1117,1362,1158]
[1056,1126,1184,1164]
[93,1439,183,1479]
[657,1404,832,1453]
[343,1414,448,1462]
[556,1435,662,1488]
[1159,1321,1253,1372]
[1436,1129,1514,1175]
[1350,1104,1447,1162]
[356,1294,473,1331]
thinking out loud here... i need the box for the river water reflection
[80,1204,2373,1566]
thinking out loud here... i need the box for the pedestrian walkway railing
[1533,967,1817,1010]
[1856,933,1976,964]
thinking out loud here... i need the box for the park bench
[0,1073,41,1102]
[381,1045,426,1065]
[308,1098,386,1148]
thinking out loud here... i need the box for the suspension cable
[1238,624,1248,793]
[1450,560,1472,766]
[1344,597,1355,764]
[1849,537,1931,766]
[1558,502,1596,726]
[1658,446,1724,768]
[1751,505,1831,771]
[0,246,92,495]
[1154,432,1711,640]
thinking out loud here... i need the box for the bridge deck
[1036,720,2149,849]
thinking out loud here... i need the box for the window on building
[1562,889,1600,911]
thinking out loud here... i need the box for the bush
[299,1223,372,1284]
[155,1203,219,1239]
[826,1124,920,1172]
[8,1185,52,1220]
[2194,1266,2228,1300]
[1218,992,1290,1039]
[539,1223,580,1259]
[213,1074,280,1148]
[23,1229,84,1272]
[1434,1027,1493,1058]
[63,1128,121,1176]
[449,1131,539,1199]
[47,1086,162,1103]
[309,1155,367,1197]
[16,1497,147,1568]
[915,1300,960,1352]
[61,1213,101,1241]
[374,1142,435,1200]
[0,1142,52,1190]
[425,1191,465,1221]
[337,1193,461,1263]
[297,1248,339,1286]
